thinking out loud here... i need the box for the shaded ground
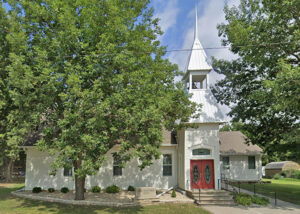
[0,184,210,214]
[17,188,191,204]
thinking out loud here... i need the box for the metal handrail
[221,179,278,206]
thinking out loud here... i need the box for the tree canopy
[2,0,198,199]
[0,1,22,181]
[213,0,300,162]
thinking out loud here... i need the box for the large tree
[4,0,198,200]
[0,1,21,182]
[212,0,300,162]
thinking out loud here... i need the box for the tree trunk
[6,159,13,183]
[74,159,85,200]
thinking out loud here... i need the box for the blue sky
[150,0,240,120]
[150,0,238,76]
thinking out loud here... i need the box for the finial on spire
[195,1,198,40]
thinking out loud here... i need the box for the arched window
[192,148,210,156]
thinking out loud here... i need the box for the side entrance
[190,159,215,189]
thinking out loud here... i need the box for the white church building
[23,9,262,192]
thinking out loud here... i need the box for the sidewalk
[202,184,300,214]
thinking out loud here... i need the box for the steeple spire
[195,3,198,40]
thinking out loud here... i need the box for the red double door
[190,160,215,189]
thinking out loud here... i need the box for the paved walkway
[202,205,300,214]
[202,184,300,214]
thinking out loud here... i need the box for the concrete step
[190,192,232,197]
[188,190,235,206]
[192,196,233,201]
[191,190,229,193]
[195,200,235,206]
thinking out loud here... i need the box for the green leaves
[2,0,197,183]
[213,0,300,161]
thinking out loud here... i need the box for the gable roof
[219,131,262,155]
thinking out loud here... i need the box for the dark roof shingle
[220,131,262,155]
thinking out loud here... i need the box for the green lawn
[0,184,210,214]
[235,178,300,205]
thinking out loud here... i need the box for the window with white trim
[163,154,172,176]
[192,148,210,155]
[113,156,122,176]
[63,159,73,177]
[248,156,256,169]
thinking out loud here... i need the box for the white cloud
[153,0,179,40]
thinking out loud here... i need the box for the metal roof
[265,161,299,169]
[185,6,212,72]
[188,90,225,123]
[186,38,212,71]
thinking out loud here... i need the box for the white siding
[184,124,221,190]
[25,146,177,190]
[177,129,185,190]
[220,155,262,181]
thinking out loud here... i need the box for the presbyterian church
[23,8,262,192]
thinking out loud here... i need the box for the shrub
[280,171,286,177]
[280,169,300,179]
[127,185,135,191]
[106,184,120,193]
[60,187,69,193]
[283,170,293,178]
[252,195,269,205]
[32,187,42,193]
[171,189,176,198]
[235,193,252,206]
[91,186,101,193]
[48,188,55,193]
[273,173,281,180]
[235,193,269,206]
[291,170,300,179]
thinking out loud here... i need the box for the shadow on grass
[15,197,144,214]
[0,185,24,200]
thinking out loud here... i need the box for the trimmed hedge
[106,185,120,193]
[48,188,55,193]
[91,186,101,193]
[60,187,69,193]
[32,187,42,193]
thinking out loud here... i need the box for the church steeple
[181,3,224,124]
[184,4,212,90]
[186,4,212,72]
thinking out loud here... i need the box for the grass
[234,178,300,205]
[0,183,211,214]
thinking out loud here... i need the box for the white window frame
[162,154,172,176]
